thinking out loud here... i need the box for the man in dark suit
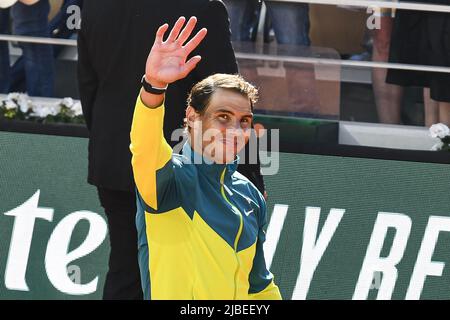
[77,0,265,299]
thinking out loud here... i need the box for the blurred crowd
[0,0,82,96]
[0,0,449,126]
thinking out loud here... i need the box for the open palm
[145,17,207,87]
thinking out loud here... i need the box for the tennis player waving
[130,16,281,300]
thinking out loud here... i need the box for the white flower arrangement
[429,123,450,152]
[0,93,84,124]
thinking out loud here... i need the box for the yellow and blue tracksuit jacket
[130,96,282,300]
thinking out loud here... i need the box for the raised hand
[145,16,207,88]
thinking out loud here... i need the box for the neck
[182,141,239,184]
[187,137,228,165]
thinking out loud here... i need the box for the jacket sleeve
[76,21,97,131]
[248,193,282,300]
[130,96,178,212]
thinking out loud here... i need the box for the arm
[248,193,282,300]
[130,96,175,211]
[130,17,207,211]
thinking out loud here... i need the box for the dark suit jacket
[77,0,265,193]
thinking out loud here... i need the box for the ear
[185,106,200,130]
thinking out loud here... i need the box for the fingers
[183,28,208,56]
[154,23,169,45]
[176,16,197,45]
[166,16,186,43]
[181,55,202,77]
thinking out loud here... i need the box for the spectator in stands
[78,0,265,300]
[223,0,261,42]
[50,0,82,43]
[372,7,404,124]
[243,0,262,42]
[387,0,450,126]
[0,0,55,96]
[8,0,83,94]
[223,0,310,46]
[343,3,404,124]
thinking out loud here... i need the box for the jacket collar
[181,141,239,184]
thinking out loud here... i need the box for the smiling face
[185,74,258,164]
[187,88,253,164]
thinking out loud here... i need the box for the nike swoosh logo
[244,209,254,216]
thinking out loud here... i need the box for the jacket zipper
[220,167,244,299]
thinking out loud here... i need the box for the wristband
[141,75,168,95]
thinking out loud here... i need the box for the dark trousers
[97,187,143,300]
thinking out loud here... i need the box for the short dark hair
[186,73,259,114]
